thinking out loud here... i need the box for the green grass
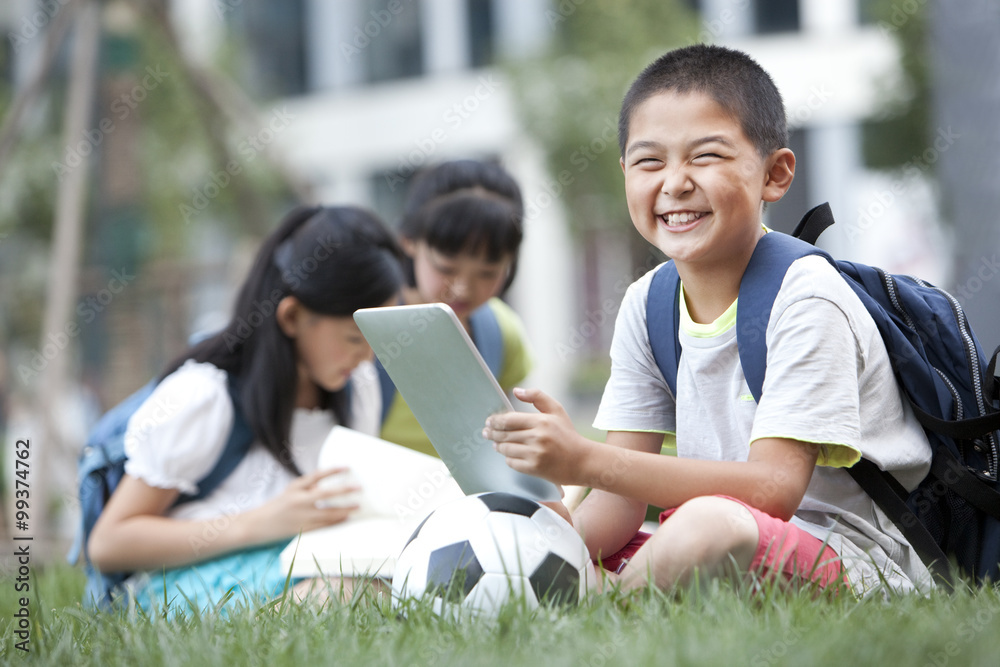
[2,564,1000,666]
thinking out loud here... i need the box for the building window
[467,0,494,68]
[755,0,800,34]
[363,0,424,83]
[230,0,308,98]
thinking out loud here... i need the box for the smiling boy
[484,45,934,596]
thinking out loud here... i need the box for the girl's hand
[243,467,361,544]
[483,387,592,486]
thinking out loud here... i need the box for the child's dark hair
[399,159,524,293]
[162,205,404,474]
[618,44,788,158]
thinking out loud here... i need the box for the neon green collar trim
[679,286,737,337]
[675,225,768,338]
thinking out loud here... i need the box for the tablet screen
[354,303,561,502]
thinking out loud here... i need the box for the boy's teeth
[665,212,704,225]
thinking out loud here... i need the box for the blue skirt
[130,542,299,616]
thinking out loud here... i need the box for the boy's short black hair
[618,44,788,158]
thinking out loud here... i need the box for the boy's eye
[694,153,722,161]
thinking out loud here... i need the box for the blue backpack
[646,203,1000,588]
[67,374,254,608]
[375,301,505,423]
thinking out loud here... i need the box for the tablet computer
[353,303,561,502]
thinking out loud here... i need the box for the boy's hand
[483,387,591,486]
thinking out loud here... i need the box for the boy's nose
[661,166,693,197]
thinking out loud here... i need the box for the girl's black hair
[399,159,524,293]
[161,205,404,474]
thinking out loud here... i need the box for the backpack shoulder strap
[176,373,255,504]
[646,262,683,397]
[469,301,505,380]
[848,457,955,590]
[737,231,833,400]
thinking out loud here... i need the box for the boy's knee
[660,496,759,562]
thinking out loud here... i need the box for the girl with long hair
[87,205,404,612]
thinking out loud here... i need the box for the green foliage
[129,21,292,260]
[4,562,1000,666]
[0,13,295,353]
[0,80,63,245]
[860,0,931,171]
[0,79,64,348]
[506,0,699,235]
[129,21,220,260]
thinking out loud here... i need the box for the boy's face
[620,90,793,269]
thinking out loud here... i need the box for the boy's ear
[276,295,302,337]
[762,148,796,203]
[620,157,626,175]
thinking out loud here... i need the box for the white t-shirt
[594,255,934,596]
[123,359,381,522]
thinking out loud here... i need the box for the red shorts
[597,496,845,589]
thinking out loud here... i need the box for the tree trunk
[37,0,101,556]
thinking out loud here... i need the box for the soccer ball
[392,492,596,618]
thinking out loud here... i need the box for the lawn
[2,563,999,666]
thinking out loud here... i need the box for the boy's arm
[576,436,819,520]
[571,430,663,561]
[486,388,820,520]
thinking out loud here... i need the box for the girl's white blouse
[122,359,380,520]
